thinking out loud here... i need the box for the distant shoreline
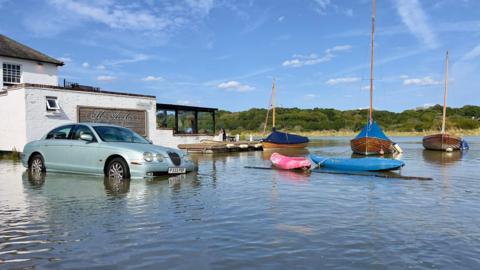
[237,129,480,138]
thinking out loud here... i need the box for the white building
[0,34,219,152]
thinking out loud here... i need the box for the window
[46,97,60,111]
[2,63,21,84]
[156,110,176,129]
[45,125,74,140]
[72,125,95,141]
[177,110,196,134]
[93,126,149,144]
[198,111,215,134]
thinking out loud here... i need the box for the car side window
[72,125,95,141]
[46,125,74,140]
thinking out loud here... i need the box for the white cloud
[326,77,360,85]
[394,0,438,48]
[313,0,331,15]
[29,0,215,39]
[217,81,255,92]
[105,54,150,66]
[96,75,116,82]
[361,85,370,90]
[462,45,480,61]
[96,65,106,70]
[82,62,89,68]
[283,45,352,68]
[58,56,72,63]
[277,16,285,22]
[177,100,192,105]
[403,76,440,86]
[142,75,163,81]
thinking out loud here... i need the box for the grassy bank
[235,128,480,138]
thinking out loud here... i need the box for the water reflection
[104,177,130,196]
[422,150,463,165]
[261,148,310,160]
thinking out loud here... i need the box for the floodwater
[1,136,479,269]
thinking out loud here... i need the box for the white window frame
[46,96,60,111]
[2,62,22,84]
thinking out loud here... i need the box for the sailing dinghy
[270,152,311,170]
[350,0,398,155]
[422,52,469,152]
[262,79,309,149]
[310,154,404,171]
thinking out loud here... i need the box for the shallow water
[1,137,479,269]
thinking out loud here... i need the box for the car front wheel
[29,154,46,173]
[107,158,130,179]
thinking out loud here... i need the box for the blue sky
[1,0,479,112]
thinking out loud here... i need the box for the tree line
[216,105,480,133]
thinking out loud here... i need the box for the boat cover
[309,154,404,171]
[263,128,309,144]
[354,121,391,141]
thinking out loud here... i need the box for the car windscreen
[93,126,150,144]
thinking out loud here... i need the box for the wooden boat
[422,52,469,151]
[270,152,311,170]
[262,79,309,149]
[310,154,404,171]
[350,0,396,156]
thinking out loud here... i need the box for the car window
[72,125,95,141]
[46,125,74,140]
[93,126,150,144]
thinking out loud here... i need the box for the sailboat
[422,52,469,151]
[261,79,309,149]
[350,0,396,155]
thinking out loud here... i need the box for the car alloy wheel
[30,155,45,173]
[107,158,130,179]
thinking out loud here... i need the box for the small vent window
[2,63,21,84]
[46,96,60,111]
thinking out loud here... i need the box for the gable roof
[0,34,64,66]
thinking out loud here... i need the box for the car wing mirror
[80,134,94,142]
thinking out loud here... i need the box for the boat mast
[369,0,376,124]
[441,51,449,134]
[272,78,276,129]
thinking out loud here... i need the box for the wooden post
[174,109,178,134]
[212,111,216,135]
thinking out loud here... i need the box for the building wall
[24,87,158,144]
[151,129,220,148]
[0,86,219,151]
[0,56,58,88]
[0,88,27,151]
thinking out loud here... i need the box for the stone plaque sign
[77,106,147,136]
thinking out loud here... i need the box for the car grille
[168,152,181,166]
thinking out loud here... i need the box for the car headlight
[143,152,154,162]
[156,153,164,162]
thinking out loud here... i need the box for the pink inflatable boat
[270,152,311,170]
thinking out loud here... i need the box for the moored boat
[350,0,398,156]
[351,122,395,155]
[422,52,469,152]
[261,79,309,149]
[270,152,311,170]
[310,154,404,171]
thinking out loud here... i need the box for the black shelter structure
[156,103,218,135]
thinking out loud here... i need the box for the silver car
[21,123,195,179]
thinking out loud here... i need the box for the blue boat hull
[309,155,404,171]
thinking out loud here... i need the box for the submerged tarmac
[1,136,479,269]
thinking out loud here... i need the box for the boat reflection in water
[261,148,310,160]
[422,149,463,166]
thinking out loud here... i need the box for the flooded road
[1,137,480,269]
